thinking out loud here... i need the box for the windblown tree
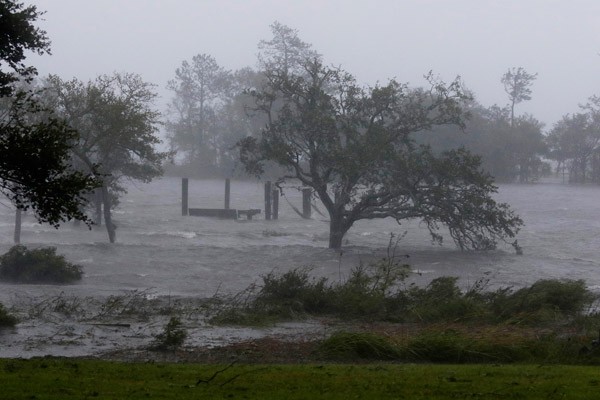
[239,60,522,249]
[501,67,537,128]
[43,73,167,242]
[258,21,321,74]
[0,0,98,226]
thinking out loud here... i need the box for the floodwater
[0,176,599,357]
[1,176,600,299]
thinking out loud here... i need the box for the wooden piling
[302,188,312,219]
[182,178,189,216]
[14,208,21,244]
[224,178,231,209]
[264,181,272,220]
[272,189,279,220]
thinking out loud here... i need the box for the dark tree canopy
[0,0,98,226]
[239,59,523,249]
[43,73,168,242]
[0,0,50,95]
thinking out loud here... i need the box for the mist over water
[0,177,599,302]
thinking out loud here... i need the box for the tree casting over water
[239,59,523,249]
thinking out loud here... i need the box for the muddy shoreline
[0,292,337,360]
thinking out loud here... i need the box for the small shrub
[0,302,18,327]
[404,277,488,322]
[258,267,331,315]
[150,317,187,351]
[0,245,82,284]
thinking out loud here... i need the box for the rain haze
[29,0,600,129]
[3,0,600,363]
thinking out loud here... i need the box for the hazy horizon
[28,0,600,131]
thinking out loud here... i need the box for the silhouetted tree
[258,21,321,75]
[43,73,167,242]
[501,67,537,128]
[239,59,522,249]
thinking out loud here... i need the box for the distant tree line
[164,25,600,186]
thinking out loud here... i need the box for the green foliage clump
[489,279,595,323]
[150,317,187,351]
[0,302,18,327]
[211,256,411,325]
[259,267,331,316]
[0,245,83,284]
[402,277,490,322]
[212,259,597,327]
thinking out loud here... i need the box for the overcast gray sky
[29,0,600,130]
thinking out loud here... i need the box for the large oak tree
[239,59,522,249]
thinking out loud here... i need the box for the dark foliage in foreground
[0,245,83,284]
[317,328,600,364]
[210,265,600,364]
[0,302,17,327]
[211,263,597,326]
[149,316,187,351]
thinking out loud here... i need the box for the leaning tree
[43,73,167,243]
[239,59,522,249]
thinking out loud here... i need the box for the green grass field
[2,359,600,399]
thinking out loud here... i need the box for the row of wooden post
[181,178,312,220]
[264,181,312,220]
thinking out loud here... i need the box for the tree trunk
[14,208,22,244]
[328,215,347,249]
[101,185,116,243]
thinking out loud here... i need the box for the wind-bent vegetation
[210,261,596,326]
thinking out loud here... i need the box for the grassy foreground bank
[2,359,600,399]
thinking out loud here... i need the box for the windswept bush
[150,316,187,351]
[210,255,411,324]
[0,245,83,284]
[0,302,18,327]
[488,279,596,323]
[211,261,597,327]
[402,277,490,323]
